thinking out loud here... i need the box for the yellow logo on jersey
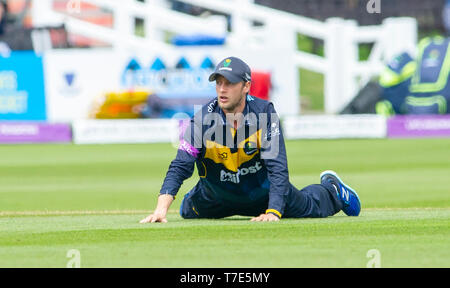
[204,129,262,172]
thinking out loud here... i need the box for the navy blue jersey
[160,95,289,217]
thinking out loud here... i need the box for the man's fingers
[152,216,167,223]
[250,215,261,221]
[140,215,159,223]
[139,216,151,223]
[250,214,280,222]
[140,214,168,224]
[250,214,264,222]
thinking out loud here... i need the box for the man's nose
[217,83,227,91]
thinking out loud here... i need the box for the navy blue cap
[209,57,252,83]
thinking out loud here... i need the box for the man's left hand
[250,213,280,222]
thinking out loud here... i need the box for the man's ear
[244,81,251,94]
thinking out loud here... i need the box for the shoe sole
[320,170,361,211]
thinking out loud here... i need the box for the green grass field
[1,139,449,267]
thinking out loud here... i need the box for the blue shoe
[320,170,361,216]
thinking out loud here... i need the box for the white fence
[32,0,418,115]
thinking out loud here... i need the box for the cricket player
[140,57,361,223]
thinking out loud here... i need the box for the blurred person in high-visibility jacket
[0,1,6,36]
[444,0,450,36]
[0,1,11,57]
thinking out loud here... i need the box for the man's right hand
[139,212,167,223]
[139,194,174,224]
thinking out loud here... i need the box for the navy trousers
[180,181,343,219]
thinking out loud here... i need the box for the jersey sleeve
[260,103,289,217]
[159,118,202,198]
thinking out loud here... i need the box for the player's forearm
[160,151,196,197]
[154,194,174,215]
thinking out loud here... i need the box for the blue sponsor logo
[64,73,76,87]
[0,52,46,120]
[121,56,216,94]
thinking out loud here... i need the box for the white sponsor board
[43,49,121,122]
[72,119,179,144]
[73,115,387,144]
[283,115,387,139]
[43,48,296,122]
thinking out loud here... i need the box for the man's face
[215,75,250,113]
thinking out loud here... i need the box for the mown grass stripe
[1,207,449,217]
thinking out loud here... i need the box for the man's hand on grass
[139,194,173,224]
[140,211,168,223]
[250,213,280,222]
